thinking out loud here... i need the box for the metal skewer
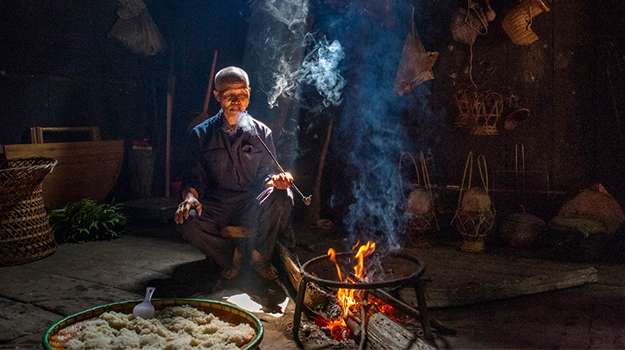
[254,134,312,206]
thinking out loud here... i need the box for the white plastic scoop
[133,287,155,319]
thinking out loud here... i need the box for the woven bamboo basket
[451,153,496,253]
[400,152,439,248]
[501,0,550,46]
[0,158,58,267]
[43,298,264,350]
[3,139,124,209]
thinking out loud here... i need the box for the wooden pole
[303,119,333,226]
[203,50,218,115]
[165,75,175,197]
[188,50,218,131]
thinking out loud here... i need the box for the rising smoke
[255,0,419,251]
[262,0,308,34]
[260,0,345,109]
[267,35,346,108]
[235,111,255,134]
[300,36,346,107]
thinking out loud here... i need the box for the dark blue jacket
[183,110,280,201]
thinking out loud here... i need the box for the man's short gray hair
[214,66,249,92]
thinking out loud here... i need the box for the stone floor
[1,220,625,350]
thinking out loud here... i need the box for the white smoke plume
[262,0,309,34]
[300,36,346,107]
[236,111,256,134]
[267,35,345,108]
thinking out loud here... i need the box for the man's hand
[175,189,202,224]
[268,172,293,190]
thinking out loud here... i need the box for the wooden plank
[408,245,594,276]
[28,127,100,144]
[3,140,124,208]
[277,244,333,318]
[366,312,436,350]
[399,266,597,308]
[4,141,122,159]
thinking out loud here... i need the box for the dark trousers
[178,187,293,268]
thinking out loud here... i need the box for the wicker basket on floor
[0,157,58,267]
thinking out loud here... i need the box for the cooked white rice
[65,305,256,350]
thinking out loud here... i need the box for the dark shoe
[221,259,241,279]
[253,260,278,280]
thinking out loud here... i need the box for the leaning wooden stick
[202,50,218,117]
[187,50,219,131]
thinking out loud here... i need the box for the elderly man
[175,66,293,280]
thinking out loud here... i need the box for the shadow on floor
[144,256,289,315]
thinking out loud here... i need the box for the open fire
[316,241,398,341]
[329,241,376,318]
[292,239,434,346]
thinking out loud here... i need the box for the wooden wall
[1,0,624,211]
[0,0,156,144]
[415,0,625,216]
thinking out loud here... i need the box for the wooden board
[367,312,436,350]
[398,246,599,308]
[3,140,124,209]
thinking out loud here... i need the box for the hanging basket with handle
[400,152,439,247]
[451,152,495,253]
[501,0,550,46]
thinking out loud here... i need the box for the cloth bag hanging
[108,0,166,56]
[394,7,439,96]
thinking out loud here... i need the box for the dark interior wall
[414,0,625,215]
[0,0,249,197]
[1,0,624,213]
[0,0,153,144]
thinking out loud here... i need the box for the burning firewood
[277,243,335,318]
[366,311,436,350]
[285,241,452,348]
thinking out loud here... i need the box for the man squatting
[175,66,294,280]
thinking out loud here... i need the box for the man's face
[214,81,250,122]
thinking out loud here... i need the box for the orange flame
[327,248,343,281]
[328,241,376,318]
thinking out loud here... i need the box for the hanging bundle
[399,152,439,247]
[454,88,504,135]
[501,0,550,46]
[394,6,439,96]
[450,0,496,46]
[108,0,166,56]
[451,152,495,253]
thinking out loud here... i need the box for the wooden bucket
[3,139,124,209]
[0,158,58,266]
[501,0,550,45]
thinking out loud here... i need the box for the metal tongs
[254,135,311,206]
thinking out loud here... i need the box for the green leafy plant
[49,198,127,243]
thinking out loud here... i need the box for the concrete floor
[1,221,624,350]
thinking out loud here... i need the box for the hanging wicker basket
[454,89,503,135]
[1,158,58,267]
[451,152,495,253]
[400,152,439,248]
[501,0,550,46]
